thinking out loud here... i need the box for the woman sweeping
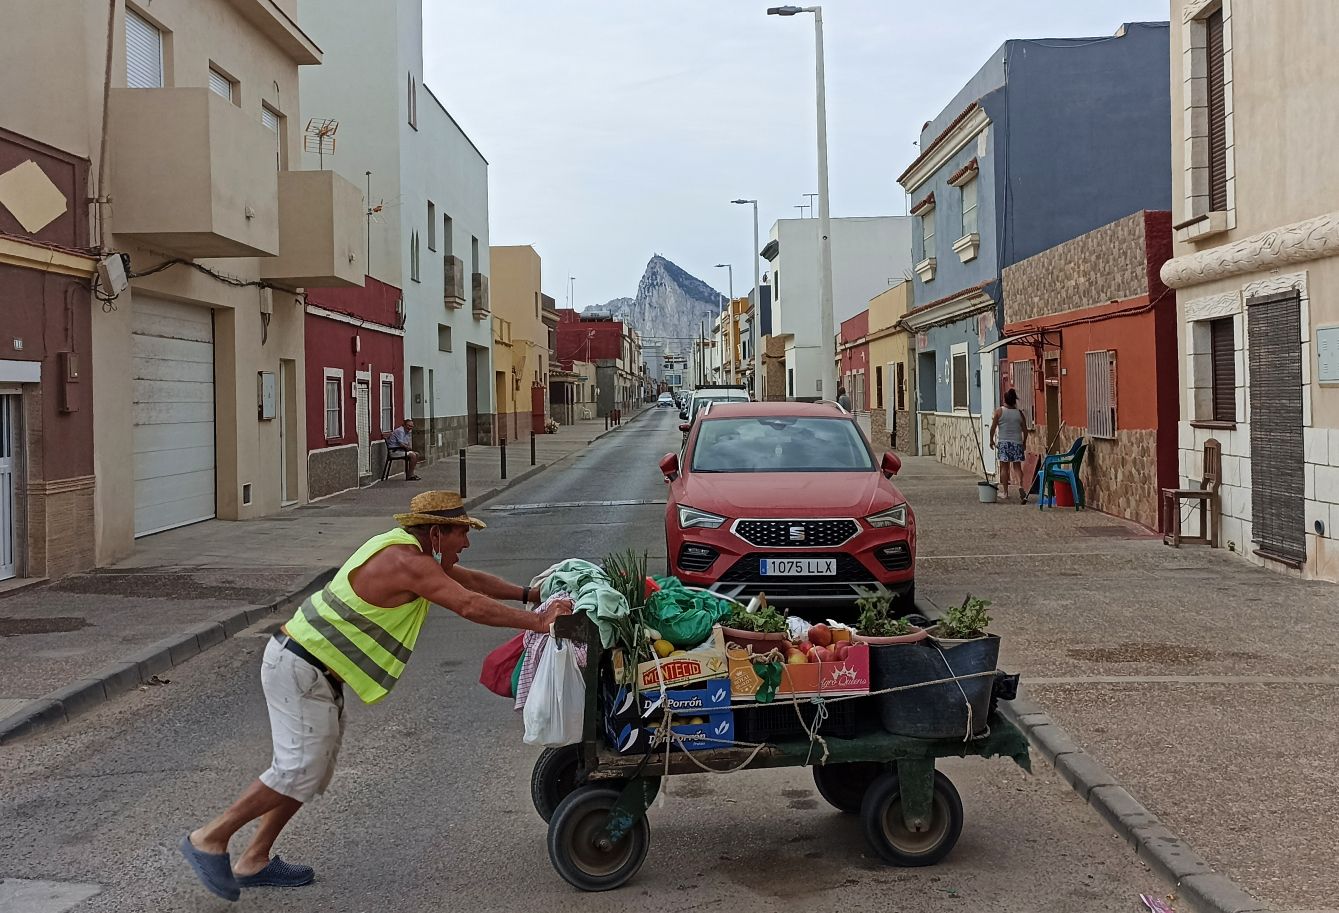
[990,389,1030,503]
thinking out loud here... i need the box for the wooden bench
[1162,439,1221,548]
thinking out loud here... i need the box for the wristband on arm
[522,585,532,605]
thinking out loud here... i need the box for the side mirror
[659,452,680,481]
[678,422,691,433]
[881,451,902,477]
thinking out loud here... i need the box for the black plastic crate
[734,695,862,743]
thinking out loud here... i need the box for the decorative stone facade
[1003,212,1151,322]
[1027,425,1161,531]
[763,336,787,401]
[921,412,984,475]
[893,410,916,453]
[18,383,96,578]
[309,444,359,501]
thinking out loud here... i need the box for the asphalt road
[0,407,1162,912]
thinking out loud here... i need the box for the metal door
[466,347,481,444]
[355,380,371,475]
[0,394,16,580]
[1248,292,1306,564]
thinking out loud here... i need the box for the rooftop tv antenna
[303,117,339,168]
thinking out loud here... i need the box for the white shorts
[258,636,345,803]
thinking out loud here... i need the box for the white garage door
[132,296,216,536]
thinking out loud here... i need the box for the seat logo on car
[789,526,806,542]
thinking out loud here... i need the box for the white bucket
[977,481,998,503]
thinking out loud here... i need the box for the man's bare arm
[447,564,526,602]
[407,556,563,632]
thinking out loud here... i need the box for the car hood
[680,471,902,518]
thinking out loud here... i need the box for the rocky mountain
[586,255,728,357]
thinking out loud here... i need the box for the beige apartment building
[1162,0,1339,580]
[489,246,549,440]
[0,1,364,564]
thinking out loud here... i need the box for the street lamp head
[715,263,729,268]
[731,199,756,205]
[767,6,803,15]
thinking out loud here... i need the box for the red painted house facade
[305,277,406,498]
[839,310,870,412]
[1000,211,1176,531]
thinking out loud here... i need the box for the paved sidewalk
[897,456,1337,913]
[0,409,649,741]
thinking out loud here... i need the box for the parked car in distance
[660,401,915,619]
[657,393,676,408]
[679,385,751,443]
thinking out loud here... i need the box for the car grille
[733,519,859,548]
[875,542,913,572]
[718,553,874,584]
[677,543,720,573]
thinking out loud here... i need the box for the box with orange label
[727,642,870,700]
[612,626,729,692]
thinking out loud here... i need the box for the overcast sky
[424,1,1170,308]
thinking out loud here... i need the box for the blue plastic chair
[1038,438,1087,510]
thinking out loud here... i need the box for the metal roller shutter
[1247,292,1305,564]
[132,297,216,537]
[1206,10,1228,212]
[125,9,163,89]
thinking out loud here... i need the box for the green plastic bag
[646,577,734,648]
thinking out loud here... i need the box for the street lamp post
[714,264,734,383]
[732,199,763,400]
[768,5,836,401]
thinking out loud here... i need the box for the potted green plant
[851,587,927,646]
[720,593,789,655]
[874,595,1000,740]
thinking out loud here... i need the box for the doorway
[354,377,371,477]
[466,346,481,445]
[0,393,17,580]
[494,371,508,442]
[1248,292,1306,564]
[279,359,299,504]
[1044,354,1061,452]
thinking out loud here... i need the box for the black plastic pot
[869,634,1000,739]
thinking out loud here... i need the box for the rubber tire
[812,762,885,814]
[547,786,651,892]
[532,745,586,823]
[861,770,964,866]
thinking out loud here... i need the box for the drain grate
[0,616,90,636]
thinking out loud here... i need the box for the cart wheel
[532,745,585,823]
[861,770,963,866]
[812,762,884,814]
[548,787,650,892]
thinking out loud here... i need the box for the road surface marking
[486,498,667,511]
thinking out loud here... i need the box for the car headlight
[678,506,727,529]
[865,504,908,528]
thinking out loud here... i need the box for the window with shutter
[895,361,906,412]
[260,106,282,170]
[379,377,394,432]
[960,176,978,237]
[1209,317,1235,422]
[427,202,436,251]
[951,345,969,411]
[125,9,163,89]
[875,365,884,409]
[208,67,234,103]
[1206,10,1228,212]
[1011,360,1035,422]
[921,212,936,261]
[1085,350,1117,439]
[324,374,343,439]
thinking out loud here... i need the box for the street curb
[0,567,335,747]
[916,594,1271,913]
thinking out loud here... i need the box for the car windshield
[690,396,744,419]
[690,417,875,472]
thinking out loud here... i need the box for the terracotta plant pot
[852,626,928,646]
[720,626,788,656]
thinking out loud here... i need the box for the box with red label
[727,642,870,700]
[612,626,729,692]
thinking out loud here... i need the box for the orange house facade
[1000,211,1177,531]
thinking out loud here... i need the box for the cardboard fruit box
[646,711,735,752]
[727,642,871,700]
[639,678,731,715]
[613,626,729,692]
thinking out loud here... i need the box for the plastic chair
[1038,438,1087,511]
[380,433,410,481]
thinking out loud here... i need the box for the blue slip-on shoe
[179,834,240,902]
[236,856,315,888]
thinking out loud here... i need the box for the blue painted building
[897,21,1171,472]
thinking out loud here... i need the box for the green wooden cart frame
[535,615,1031,892]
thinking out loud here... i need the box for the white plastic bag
[522,638,586,747]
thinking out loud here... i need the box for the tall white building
[298,0,494,455]
[761,216,915,400]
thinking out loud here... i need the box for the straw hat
[394,490,487,530]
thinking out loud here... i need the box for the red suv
[659,401,916,616]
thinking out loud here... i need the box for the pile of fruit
[772,623,856,665]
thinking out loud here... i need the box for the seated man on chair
[389,417,421,481]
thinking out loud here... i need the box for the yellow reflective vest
[285,528,431,704]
